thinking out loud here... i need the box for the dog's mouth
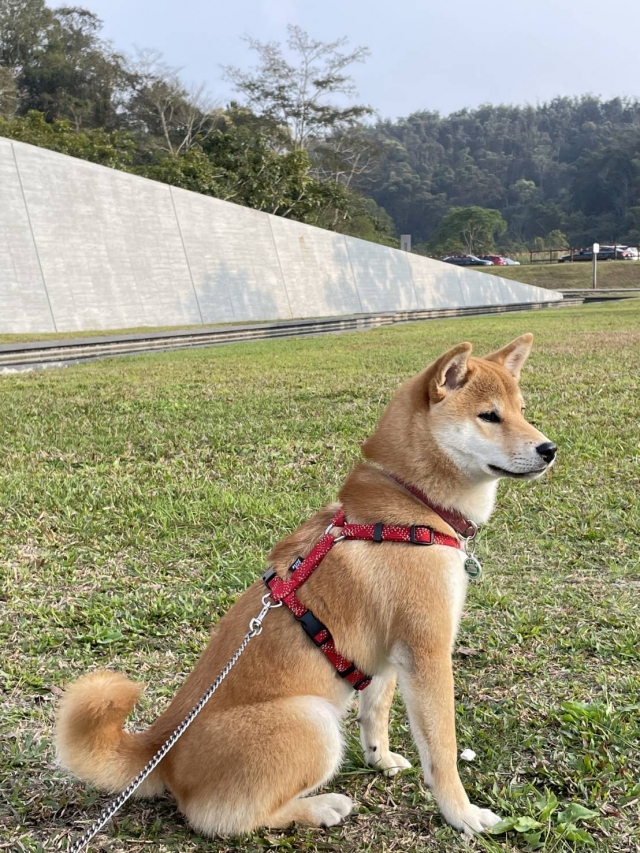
[488,464,547,479]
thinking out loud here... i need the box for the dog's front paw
[366,748,412,777]
[443,802,502,835]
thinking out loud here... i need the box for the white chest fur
[444,549,470,646]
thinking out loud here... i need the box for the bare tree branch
[222,25,372,149]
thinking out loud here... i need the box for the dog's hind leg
[170,695,351,836]
[358,667,412,776]
[266,792,353,828]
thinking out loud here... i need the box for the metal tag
[464,554,482,579]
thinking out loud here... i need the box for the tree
[6,3,131,128]
[428,207,507,255]
[223,26,372,150]
[0,0,52,69]
[139,108,392,241]
[0,65,18,115]
[126,49,218,155]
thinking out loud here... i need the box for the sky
[53,0,640,120]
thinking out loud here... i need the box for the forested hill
[358,98,640,250]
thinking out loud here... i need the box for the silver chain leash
[66,593,280,853]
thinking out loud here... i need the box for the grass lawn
[2,299,639,853]
[480,261,640,290]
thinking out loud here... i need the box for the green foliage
[1,1,129,127]
[530,229,569,251]
[488,788,602,848]
[326,194,397,246]
[428,206,506,255]
[136,110,393,242]
[0,109,135,166]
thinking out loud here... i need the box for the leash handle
[66,594,280,853]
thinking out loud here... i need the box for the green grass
[480,261,640,290]
[2,299,639,853]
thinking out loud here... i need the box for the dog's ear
[427,342,473,403]
[484,334,533,381]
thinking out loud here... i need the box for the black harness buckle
[373,522,384,542]
[297,610,328,645]
[409,525,434,545]
[262,567,277,586]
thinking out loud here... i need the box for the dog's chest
[444,550,469,642]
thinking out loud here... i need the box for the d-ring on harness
[263,488,475,691]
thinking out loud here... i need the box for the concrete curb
[0,299,582,371]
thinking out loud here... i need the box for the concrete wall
[0,138,562,334]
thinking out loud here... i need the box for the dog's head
[363,334,556,485]
[424,335,555,481]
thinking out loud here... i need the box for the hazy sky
[56,0,640,120]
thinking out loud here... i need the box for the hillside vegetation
[360,99,640,251]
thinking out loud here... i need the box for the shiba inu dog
[56,334,556,837]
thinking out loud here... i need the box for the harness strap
[263,507,463,691]
[342,522,461,549]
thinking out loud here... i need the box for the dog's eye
[478,411,502,424]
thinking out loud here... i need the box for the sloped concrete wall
[0,138,561,334]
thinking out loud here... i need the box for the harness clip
[297,610,328,645]
[409,525,434,545]
[262,567,277,586]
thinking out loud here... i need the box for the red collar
[386,473,478,540]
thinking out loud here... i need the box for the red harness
[263,504,465,691]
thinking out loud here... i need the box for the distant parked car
[501,257,521,265]
[479,255,507,265]
[443,254,494,267]
[559,246,635,262]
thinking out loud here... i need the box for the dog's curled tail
[55,670,164,797]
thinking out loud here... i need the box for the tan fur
[55,335,554,837]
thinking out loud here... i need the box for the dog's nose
[536,441,557,464]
